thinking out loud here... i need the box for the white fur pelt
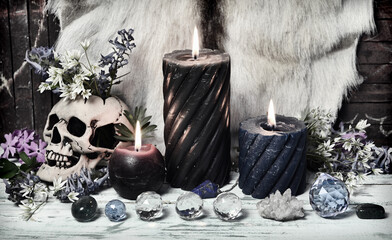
[46,0,375,154]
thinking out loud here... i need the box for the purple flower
[28,140,47,163]
[341,132,367,140]
[0,133,18,158]
[16,130,35,153]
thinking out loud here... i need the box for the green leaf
[115,106,157,142]
[19,152,33,165]
[143,125,157,135]
[0,158,19,179]
[115,123,133,137]
[114,135,134,142]
[140,116,152,126]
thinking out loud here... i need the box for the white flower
[50,177,67,193]
[81,89,92,100]
[80,39,91,50]
[67,191,79,202]
[59,50,84,70]
[73,72,90,84]
[355,120,370,131]
[38,82,52,93]
[343,141,353,152]
[372,168,383,175]
[47,67,65,88]
[19,199,36,211]
[20,183,34,198]
[65,49,83,61]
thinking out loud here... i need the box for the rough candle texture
[238,115,307,199]
[163,49,231,190]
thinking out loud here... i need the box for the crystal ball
[176,192,203,220]
[213,192,242,221]
[309,173,350,218]
[135,191,163,221]
[105,199,127,222]
[71,196,97,222]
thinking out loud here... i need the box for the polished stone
[71,196,98,222]
[176,192,203,220]
[105,199,127,222]
[135,191,163,221]
[213,192,242,221]
[356,203,385,219]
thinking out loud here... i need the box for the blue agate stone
[105,199,127,222]
[191,180,219,199]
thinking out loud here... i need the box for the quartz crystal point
[309,173,350,218]
[256,188,304,221]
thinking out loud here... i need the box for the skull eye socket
[67,117,86,137]
[47,114,59,131]
[89,123,117,149]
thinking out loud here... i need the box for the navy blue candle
[238,113,307,199]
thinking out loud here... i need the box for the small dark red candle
[109,121,165,200]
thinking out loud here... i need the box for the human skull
[37,96,132,182]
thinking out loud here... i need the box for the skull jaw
[37,155,101,182]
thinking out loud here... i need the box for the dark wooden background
[1,0,391,146]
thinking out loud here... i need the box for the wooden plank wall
[0,0,391,147]
[337,0,392,146]
[0,0,59,139]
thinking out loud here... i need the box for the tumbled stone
[71,196,97,222]
[191,180,219,199]
[356,203,385,219]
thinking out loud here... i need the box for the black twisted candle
[238,115,307,199]
[163,49,231,190]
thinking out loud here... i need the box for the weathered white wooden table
[0,173,391,240]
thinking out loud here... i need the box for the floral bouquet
[305,108,391,191]
[25,29,136,100]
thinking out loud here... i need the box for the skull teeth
[45,150,80,169]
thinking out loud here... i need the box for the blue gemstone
[309,173,350,218]
[191,180,219,199]
[105,199,127,222]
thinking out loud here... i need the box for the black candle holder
[238,115,307,199]
[163,49,231,190]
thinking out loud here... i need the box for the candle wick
[193,55,197,60]
[136,148,139,152]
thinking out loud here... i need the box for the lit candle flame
[192,26,199,60]
[135,120,141,151]
[267,99,276,128]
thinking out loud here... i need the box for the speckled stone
[356,203,385,219]
[71,196,98,222]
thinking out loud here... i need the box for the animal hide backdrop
[46,0,375,158]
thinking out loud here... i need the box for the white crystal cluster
[256,189,304,221]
